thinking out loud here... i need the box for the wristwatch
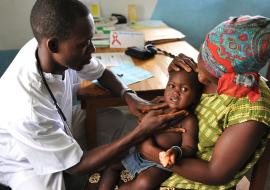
[121,88,137,98]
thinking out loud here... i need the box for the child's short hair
[30,0,89,42]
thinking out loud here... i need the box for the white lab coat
[0,38,106,189]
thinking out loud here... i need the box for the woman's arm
[141,120,268,185]
[171,121,267,185]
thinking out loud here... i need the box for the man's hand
[139,96,168,116]
[137,109,188,135]
[124,92,168,119]
[151,96,165,104]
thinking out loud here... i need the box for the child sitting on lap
[98,58,203,190]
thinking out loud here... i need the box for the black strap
[155,47,176,59]
[145,43,176,58]
[35,51,67,123]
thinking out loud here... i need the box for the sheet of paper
[92,53,153,85]
[110,64,153,85]
[92,52,134,67]
[110,31,144,48]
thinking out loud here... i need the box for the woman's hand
[168,53,197,73]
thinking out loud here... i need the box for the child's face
[164,71,197,110]
[55,14,96,71]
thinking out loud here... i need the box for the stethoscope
[35,50,73,137]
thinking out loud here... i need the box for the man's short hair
[30,0,89,42]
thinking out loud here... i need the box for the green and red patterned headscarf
[201,15,270,102]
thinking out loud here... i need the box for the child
[98,59,203,190]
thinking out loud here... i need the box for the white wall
[0,0,35,50]
[82,0,157,21]
[0,0,157,50]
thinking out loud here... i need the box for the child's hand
[159,151,170,167]
[159,147,178,168]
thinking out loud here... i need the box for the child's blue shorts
[121,147,171,177]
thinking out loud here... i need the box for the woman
[139,15,270,189]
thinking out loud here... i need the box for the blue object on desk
[111,64,153,85]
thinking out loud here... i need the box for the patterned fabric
[88,170,176,190]
[201,15,270,102]
[161,78,270,189]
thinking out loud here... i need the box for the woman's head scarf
[201,15,270,102]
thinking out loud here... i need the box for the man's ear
[47,38,59,53]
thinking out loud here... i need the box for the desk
[78,28,199,149]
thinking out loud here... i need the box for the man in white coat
[0,0,185,189]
